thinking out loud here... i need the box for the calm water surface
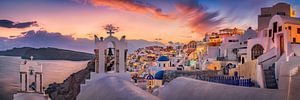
[0,56,88,100]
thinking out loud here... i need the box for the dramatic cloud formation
[174,0,223,35]
[0,20,38,29]
[0,30,164,53]
[0,30,93,52]
[1,0,297,43]
[85,0,223,35]
[89,0,175,19]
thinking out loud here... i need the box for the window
[251,44,264,60]
[298,28,300,34]
[293,38,296,43]
[228,40,239,42]
[269,29,272,37]
[277,12,286,16]
[279,26,282,32]
[288,26,292,30]
[273,22,278,33]
[163,64,165,67]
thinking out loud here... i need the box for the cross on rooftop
[107,29,114,36]
[104,24,119,36]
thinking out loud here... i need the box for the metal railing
[203,75,253,87]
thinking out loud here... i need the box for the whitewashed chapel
[14,56,46,100]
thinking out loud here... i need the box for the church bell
[108,48,113,56]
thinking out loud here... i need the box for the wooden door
[280,35,284,55]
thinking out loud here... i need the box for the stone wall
[163,70,221,83]
[236,60,257,83]
[289,67,300,100]
[158,77,282,100]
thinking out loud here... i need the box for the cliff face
[45,60,95,100]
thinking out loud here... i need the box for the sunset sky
[0,0,300,44]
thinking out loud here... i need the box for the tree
[103,24,119,33]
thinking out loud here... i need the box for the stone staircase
[264,64,278,89]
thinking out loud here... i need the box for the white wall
[207,46,220,59]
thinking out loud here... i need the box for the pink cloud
[90,0,176,20]
[83,0,224,35]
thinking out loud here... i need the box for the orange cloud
[175,3,224,36]
[90,0,175,20]
[86,0,223,35]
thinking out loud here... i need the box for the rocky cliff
[45,60,95,100]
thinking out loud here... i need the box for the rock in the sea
[45,60,95,100]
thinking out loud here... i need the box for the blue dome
[154,70,164,80]
[146,74,154,80]
[157,56,169,61]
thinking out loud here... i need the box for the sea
[0,56,88,100]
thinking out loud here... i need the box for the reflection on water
[0,56,88,100]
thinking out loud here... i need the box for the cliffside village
[123,2,300,99]
[13,2,300,100]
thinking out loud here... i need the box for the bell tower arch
[94,24,128,73]
[19,56,43,93]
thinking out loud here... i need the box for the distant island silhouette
[0,47,94,61]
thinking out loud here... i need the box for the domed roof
[157,56,169,61]
[240,28,257,42]
[154,70,164,80]
[146,74,154,80]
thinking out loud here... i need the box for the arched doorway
[251,44,264,60]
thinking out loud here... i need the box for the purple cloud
[0,30,164,53]
[0,19,38,29]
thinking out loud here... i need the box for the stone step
[264,69,278,89]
